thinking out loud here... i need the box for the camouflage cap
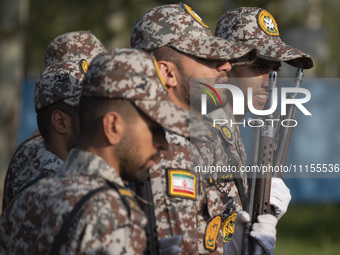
[215,7,314,69]
[34,60,85,112]
[44,30,106,67]
[130,3,257,65]
[81,48,191,137]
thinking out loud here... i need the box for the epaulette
[202,116,220,141]
[108,181,144,216]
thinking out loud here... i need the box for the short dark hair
[149,46,183,66]
[37,102,78,146]
[78,97,138,142]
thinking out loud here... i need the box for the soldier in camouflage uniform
[130,3,258,254]
[2,31,106,210]
[0,48,190,254]
[214,7,313,125]
[212,7,314,254]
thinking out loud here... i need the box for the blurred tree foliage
[26,0,289,77]
[23,0,340,77]
[322,0,340,76]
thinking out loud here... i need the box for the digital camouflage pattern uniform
[206,7,315,212]
[0,48,192,254]
[208,104,248,214]
[2,131,63,210]
[0,149,147,254]
[2,31,106,210]
[130,3,257,253]
[194,104,248,213]
[149,130,225,254]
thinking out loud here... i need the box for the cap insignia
[80,59,89,74]
[257,9,279,36]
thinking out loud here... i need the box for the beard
[117,129,157,182]
[183,72,228,114]
[176,67,191,108]
[66,113,79,152]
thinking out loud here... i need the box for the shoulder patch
[222,212,237,242]
[204,215,222,251]
[167,169,197,200]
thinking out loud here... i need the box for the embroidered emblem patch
[79,59,89,74]
[223,212,237,242]
[221,126,233,142]
[168,169,197,200]
[204,215,222,251]
[257,9,279,36]
[180,3,209,28]
[152,55,167,90]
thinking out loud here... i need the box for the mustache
[215,73,227,82]
[149,151,160,162]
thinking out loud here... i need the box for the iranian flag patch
[168,169,197,200]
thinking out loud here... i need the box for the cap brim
[247,37,314,69]
[169,36,257,65]
[134,99,191,138]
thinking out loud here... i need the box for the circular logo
[222,126,233,142]
[257,9,279,36]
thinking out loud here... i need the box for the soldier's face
[118,112,167,181]
[176,54,232,111]
[227,58,280,112]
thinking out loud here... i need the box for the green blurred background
[1,0,339,254]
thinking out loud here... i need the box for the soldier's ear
[51,110,69,134]
[102,112,124,145]
[157,60,179,89]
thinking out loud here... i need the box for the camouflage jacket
[193,104,248,213]
[2,130,64,210]
[0,149,147,254]
[148,131,225,254]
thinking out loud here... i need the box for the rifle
[243,71,277,255]
[243,69,304,254]
[273,69,304,177]
[134,172,160,254]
